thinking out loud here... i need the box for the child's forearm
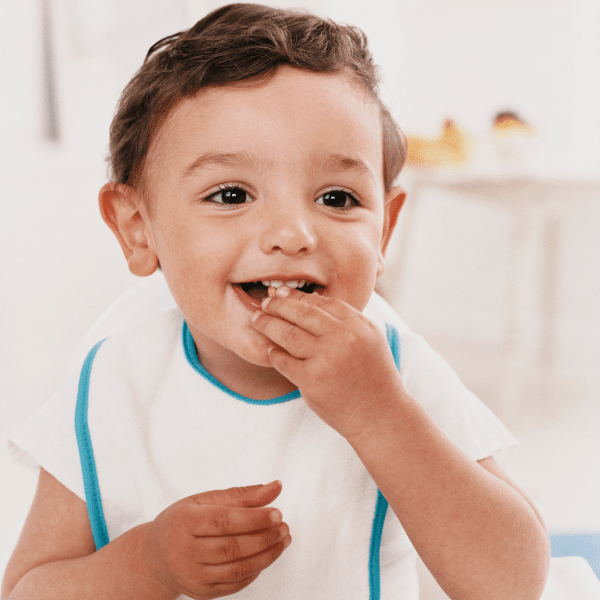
[6,524,177,600]
[347,391,550,600]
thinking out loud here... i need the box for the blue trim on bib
[367,323,400,599]
[182,321,302,405]
[369,490,389,599]
[75,339,110,551]
[386,322,401,370]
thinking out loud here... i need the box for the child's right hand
[144,480,290,600]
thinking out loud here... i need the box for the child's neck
[193,337,297,400]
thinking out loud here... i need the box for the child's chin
[256,348,279,369]
[238,341,277,368]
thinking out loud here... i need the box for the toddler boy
[4,4,549,600]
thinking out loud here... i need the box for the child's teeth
[260,279,307,288]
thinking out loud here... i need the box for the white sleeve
[7,354,86,500]
[366,292,519,467]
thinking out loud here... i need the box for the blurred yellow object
[493,111,534,134]
[406,119,470,167]
[492,111,535,163]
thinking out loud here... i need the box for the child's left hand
[251,286,406,442]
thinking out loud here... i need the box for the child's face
[128,67,402,370]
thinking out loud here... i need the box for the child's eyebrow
[182,151,263,179]
[181,151,375,183]
[314,153,376,184]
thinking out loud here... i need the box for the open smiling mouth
[234,281,322,305]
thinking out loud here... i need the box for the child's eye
[205,185,253,206]
[315,190,360,211]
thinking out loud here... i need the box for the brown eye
[217,187,247,204]
[316,190,359,210]
[206,186,252,206]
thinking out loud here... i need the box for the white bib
[75,308,418,600]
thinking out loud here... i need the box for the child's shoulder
[364,292,426,362]
[85,307,184,375]
[94,306,183,347]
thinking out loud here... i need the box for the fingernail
[270,509,282,523]
[251,310,262,322]
[261,297,271,310]
[283,535,291,548]
[276,285,290,298]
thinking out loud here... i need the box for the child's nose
[258,205,317,256]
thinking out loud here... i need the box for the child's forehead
[146,68,384,186]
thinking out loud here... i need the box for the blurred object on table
[493,111,534,134]
[492,110,536,165]
[406,119,471,167]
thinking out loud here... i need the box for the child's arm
[2,469,290,600]
[252,287,550,600]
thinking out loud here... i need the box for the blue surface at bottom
[550,532,600,581]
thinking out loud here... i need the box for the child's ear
[98,182,159,277]
[377,185,406,278]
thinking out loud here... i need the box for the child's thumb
[193,480,283,507]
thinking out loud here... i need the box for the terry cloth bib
[74,309,418,599]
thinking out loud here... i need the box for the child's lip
[232,283,263,311]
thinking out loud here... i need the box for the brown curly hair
[107,3,406,194]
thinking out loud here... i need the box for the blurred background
[1,0,599,596]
